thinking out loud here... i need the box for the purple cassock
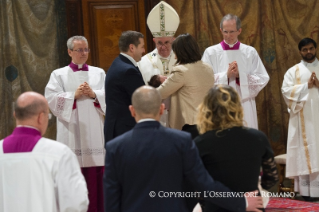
[3,127,41,153]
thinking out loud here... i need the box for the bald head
[131,86,162,118]
[15,92,48,120]
[14,92,49,135]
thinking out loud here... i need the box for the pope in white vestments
[202,14,269,129]
[45,36,106,211]
[138,1,179,127]
[282,38,319,198]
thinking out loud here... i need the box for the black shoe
[302,196,317,201]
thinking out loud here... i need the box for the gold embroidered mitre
[147,1,180,37]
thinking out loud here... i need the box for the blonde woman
[195,85,278,212]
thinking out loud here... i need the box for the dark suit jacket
[104,54,145,144]
[103,121,245,212]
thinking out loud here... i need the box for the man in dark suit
[104,31,145,144]
[103,86,263,212]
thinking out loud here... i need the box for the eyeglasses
[222,30,238,35]
[156,41,171,48]
[71,48,90,53]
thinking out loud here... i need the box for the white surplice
[0,138,89,212]
[282,59,319,197]
[45,66,106,167]
[138,49,177,127]
[202,43,269,129]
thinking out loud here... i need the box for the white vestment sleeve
[282,68,309,114]
[93,87,106,115]
[56,147,89,212]
[45,71,75,122]
[245,51,270,98]
[202,48,231,85]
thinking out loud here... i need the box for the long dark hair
[172,33,202,65]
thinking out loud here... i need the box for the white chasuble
[45,66,106,167]
[282,59,319,178]
[202,43,269,129]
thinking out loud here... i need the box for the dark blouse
[195,126,278,211]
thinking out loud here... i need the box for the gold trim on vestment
[295,65,312,174]
[289,66,299,109]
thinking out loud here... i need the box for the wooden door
[81,0,148,71]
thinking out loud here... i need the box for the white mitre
[147,1,180,37]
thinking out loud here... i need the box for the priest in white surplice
[0,92,88,212]
[138,1,180,127]
[282,38,319,198]
[202,14,269,129]
[45,36,106,211]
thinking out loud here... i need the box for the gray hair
[132,86,161,116]
[220,14,241,30]
[67,36,88,50]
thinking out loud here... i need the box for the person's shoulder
[106,130,133,150]
[161,126,192,142]
[51,66,70,74]
[239,127,269,143]
[194,130,215,144]
[239,43,258,53]
[288,63,301,71]
[284,63,300,75]
[173,64,188,72]
[36,137,73,155]
[199,60,214,70]
[88,65,105,73]
[204,43,222,52]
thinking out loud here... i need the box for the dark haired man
[104,31,145,143]
[0,92,88,212]
[282,37,319,200]
[202,14,269,129]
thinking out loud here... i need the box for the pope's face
[220,19,242,45]
[68,40,89,65]
[154,37,175,58]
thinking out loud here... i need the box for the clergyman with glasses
[202,14,269,129]
[45,35,106,212]
[138,1,180,127]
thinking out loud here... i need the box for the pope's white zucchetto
[147,1,180,38]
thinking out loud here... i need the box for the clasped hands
[227,61,239,78]
[75,82,96,99]
[308,72,319,88]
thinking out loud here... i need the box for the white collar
[138,118,157,123]
[120,53,138,67]
[224,40,238,48]
[301,58,319,67]
[72,61,84,69]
